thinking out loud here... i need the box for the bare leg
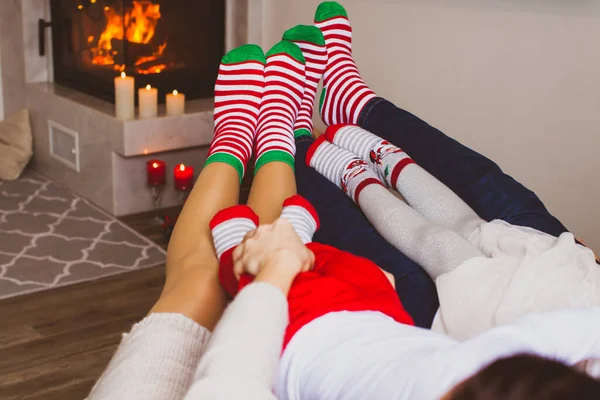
[247,163,297,223]
[148,43,268,330]
[149,163,238,330]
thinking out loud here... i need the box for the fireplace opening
[50,0,225,103]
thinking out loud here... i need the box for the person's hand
[232,218,315,294]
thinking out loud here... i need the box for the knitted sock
[282,25,327,139]
[306,135,384,205]
[325,124,415,188]
[206,45,266,181]
[210,205,259,297]
[315,2,376,126]
[280,195,321,244]
[254,41,306,173]
[326,124,485,239]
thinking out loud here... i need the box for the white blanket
[432,220,600,340]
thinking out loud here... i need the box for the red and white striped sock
[315,2,376,126]
[282,25,327,138]
[325,124,415,188]
[306,136,384,205]
[254,41,307,173]
[206,45,266,181]
[210,205,259,297]
[280,195,321,244]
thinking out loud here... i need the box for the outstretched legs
[285,22,439,327]
[314,1,569,238]
[153,45,267,330]
[307,136,485,279]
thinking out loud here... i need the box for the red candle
[147,159,166,186]
[174,164,194,191]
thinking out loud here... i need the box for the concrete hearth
[26,83,214,215]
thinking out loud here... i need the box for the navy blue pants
[295,97,568,328]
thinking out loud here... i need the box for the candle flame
[143,148,149,155]
[152,162,159,168]
[120,71,126,78]
[179,164,186,171]
[146,84,151,90]
[173,90,178,96]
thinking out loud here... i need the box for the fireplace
[49,0,226,103]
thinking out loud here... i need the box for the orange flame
[91,1,167,74]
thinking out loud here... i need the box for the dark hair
[446,354,600,400]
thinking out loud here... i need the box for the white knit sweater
[89,282,287,400]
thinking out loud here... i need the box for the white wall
[261,0,600,251]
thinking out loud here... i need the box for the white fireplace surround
[0,0,264,216]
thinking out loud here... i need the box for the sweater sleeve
[185,282,289,400]
[88,313,210,400]
[418,308,600,399]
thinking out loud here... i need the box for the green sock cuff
[254,150,296,174]
[294,128,313,139]
[315,1,348,22]
[222,44,266,65]
[283,25,325,46]
[205,153,245,182]
[266,40,306,65]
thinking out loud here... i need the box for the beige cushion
[0,109,33,181]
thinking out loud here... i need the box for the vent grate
[49,120,80,172]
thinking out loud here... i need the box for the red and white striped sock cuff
[281,195,320,244]
[210,205,259,260]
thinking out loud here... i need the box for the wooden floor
[0,208,177,400]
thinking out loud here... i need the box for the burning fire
[91,1,168,74]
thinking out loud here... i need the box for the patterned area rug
[0,171,166,300]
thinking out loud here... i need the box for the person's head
[443,354,600,400]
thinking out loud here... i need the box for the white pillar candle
[138,84,158,119]
[114,72,135,120]
[166,90,186,116]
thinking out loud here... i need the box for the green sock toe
[294,128,313,139]
[283,25,325,46]
[222,44,266,65]
[315,1,348,23]
[266,40,306,64]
